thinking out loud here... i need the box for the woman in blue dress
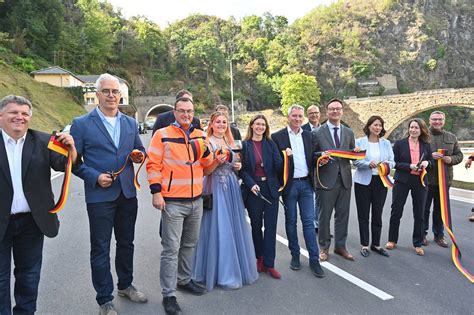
[193,111,258,291]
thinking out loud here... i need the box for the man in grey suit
[312,98,355,262]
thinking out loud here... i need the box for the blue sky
[107,0,336,27]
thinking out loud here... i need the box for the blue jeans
[313,191,320,229]
[282,179,319,261]
[0,213,44,315]
[86,193,138,305]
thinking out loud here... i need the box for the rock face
[301,0,473,99]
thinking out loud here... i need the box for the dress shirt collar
[2,130,27,145]
[96,106,122,121]
[287,126,302,136]
[326,120,340,130]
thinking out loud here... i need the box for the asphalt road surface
[15,133,473,314]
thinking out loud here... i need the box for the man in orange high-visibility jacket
[147,96,213,315]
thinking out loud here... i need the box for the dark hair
[244,114,271,141]
[176,89,192,100]
[174,96,194,108]
[407,118,430,143]
[363,115,386,137]
[325,98,345,109]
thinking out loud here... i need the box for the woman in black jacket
[386,118,432,256]
[240,114,283,279]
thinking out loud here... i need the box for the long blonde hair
[206,111,235,146]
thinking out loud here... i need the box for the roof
[77,75,128,86]
[30,66,83,82]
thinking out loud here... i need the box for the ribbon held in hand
[378,162,394,188]
[215,147,233,163]
[437,149,474,283]
[187,138,207,165]
[278,150,289,192]
[48,132,72,214]
[315,149,366,189]
[107,149,146,191]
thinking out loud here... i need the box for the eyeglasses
[100,89,121,97]
[308,112,320,115]
[175,109,194,115]
[327,107,342,112]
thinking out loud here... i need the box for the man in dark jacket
[423,111,463,247]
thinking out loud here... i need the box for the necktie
[333,127,340,148]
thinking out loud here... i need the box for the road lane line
[274,233,394,301]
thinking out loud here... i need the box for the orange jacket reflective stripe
[147,125,213,200]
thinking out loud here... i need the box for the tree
[280,72,320,115]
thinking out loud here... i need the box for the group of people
[0,72,471,315]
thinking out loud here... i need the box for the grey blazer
[311,123,355,190]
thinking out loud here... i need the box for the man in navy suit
[0,95,77,314]
[271,105,324,278]
[71,74,147,315]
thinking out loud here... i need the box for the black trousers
[354,176,388,247]
[424,185,451,237]
[388,175,427,247]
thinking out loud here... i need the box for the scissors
[255,191,273,205]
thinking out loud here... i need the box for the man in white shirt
[272,105,324,278]
[0,95,76,314]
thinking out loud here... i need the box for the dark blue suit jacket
[71,109,145,203]
[271,127,314,195]
[240,139,283,201]
[393,137,432,185]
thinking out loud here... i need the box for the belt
[293,176,308,181]
[10,212,31,219]
[255,176,267,181]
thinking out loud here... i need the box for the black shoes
[163,296,183,315]
[177,280,207,296]
[360,247,370,257]
[290,255,301,270]
[370,245,389,257]
[309,260,325,278]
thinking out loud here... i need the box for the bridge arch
[345,87,474,138]
[144,104,173,121]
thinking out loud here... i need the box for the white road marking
[274,233,394,301]
[245,216,394,300]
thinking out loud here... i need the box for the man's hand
[442,156,452,164]
[152,193,165,211]
[98,173,113,188]
[432,152,444,160]
[130,149,144,163]
[56,132,75,149]
[465,159,472,169]
[285,148,293,156]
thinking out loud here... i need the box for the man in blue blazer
[71,74,147,315]
[272,105,324,278]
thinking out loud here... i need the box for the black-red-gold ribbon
[316,149,366,189]
[278,150,289,192]
[378,162,394,188]
[437,148,474,283]
[48,133,72,213]
[108,150,146,191]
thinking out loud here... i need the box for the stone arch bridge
[344,87,474,138]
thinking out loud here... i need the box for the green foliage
[425,58,437,71]
[280,73,320,115]
[435,45,446,59]
[351,61,375,78]
[13,56,35,73]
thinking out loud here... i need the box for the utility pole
[230,59,235,122]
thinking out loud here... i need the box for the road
[22,133,474,314]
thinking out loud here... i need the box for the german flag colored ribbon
[107,150,146,191]
[378,162,394,188]
[278,150,289,192]
[420,168,427,187]
[437,148,474,283]
[216,147,233,163]
[316,149,366,189]
[187,138,207,165]
[48,132,72,213]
